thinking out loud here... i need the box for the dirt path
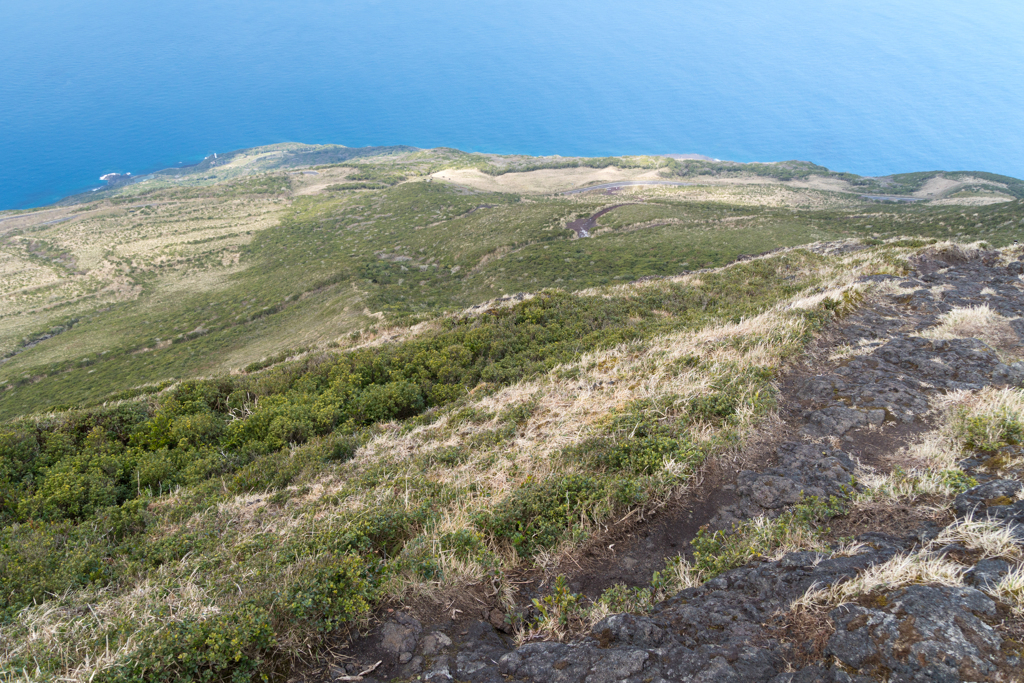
[565,203,637,237]
[559,181,694,195]
[860,193,927,203]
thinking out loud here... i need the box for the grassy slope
[0,245,864,681]
[3,151,1023,419]
[2,146,1024,680]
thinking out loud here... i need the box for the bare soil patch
[564,203,637,237]
[914,176,964,198]
[826,501,952,543]
[429,167,664,194]
[768,607,837,666]
[929,195,1015,206]
[846,418,936,472]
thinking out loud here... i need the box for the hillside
[2,145,1023,421]
[1,148,1023,682]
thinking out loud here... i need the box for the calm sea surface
[2,0,1023,209]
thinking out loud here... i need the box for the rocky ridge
[329,244,1024,683]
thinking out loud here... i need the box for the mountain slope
[2,147,1023,419]
[1,148,1024,682]
[3,239,1023,682]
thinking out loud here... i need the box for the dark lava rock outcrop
[488,548,1018,683]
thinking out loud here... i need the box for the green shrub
[225,394,318,452]
[323,434,360,462]
[180,446,246,484]
[395,535,443,580]
[132,387,226,451]
[820,288,864,318]
[229,450,293,493]
[532,575,585,628]
[327,181,391,191]
[168,412,226,449]
[0,501,147,617]
[599,433,696,475]
[480,474,609,555]
[690,495,847,579]
[298,502,430,559]
[688,392,737,422]
[611,477,652,506]
[283,553,379,632]
[427,382,465,405]
[352,381,424,424]
[597,582,654,614]
[956,410,1024,453]
[18,427,132,520]
[133,446,182,491]
[571,411,701,476]
[0,428,41,519]
[440,528,494,564]
[397,528,498,581]
[937,468,979,493]
[96,603,277,683]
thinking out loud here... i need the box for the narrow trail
[860,194,927,203]
[559,181,694,195]
[565,203,637,237]
[318,245,1024,683]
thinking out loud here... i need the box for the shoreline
[5,144,1022,212]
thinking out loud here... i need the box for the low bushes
[478,474,611,556]
[690,495,848,579]
[0,250,849,679]
[96,603,277,683]
[1,256,811,529]
[283,553,380,632]
[949,388,1024,453]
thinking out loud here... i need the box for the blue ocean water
[1,0,1023,210]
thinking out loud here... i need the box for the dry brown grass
[920,239,994,262]
[0,580,220,683]
[921,304,1021,358]
[286,242,932,567]
[11,231,1004,679]
[792,552,965,610]
[937,387,1024,452]
[640,183,864,210]
[0,193,289,361]
[797,371,1024,616]
[994,565,1024,617]
[429,166,666,194]
[350,308,807,501]
[934,514,1023,561]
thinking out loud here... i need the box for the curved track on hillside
[559,180,695,195]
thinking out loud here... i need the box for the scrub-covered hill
[2,145,1023,420]
[1,147,1023,682]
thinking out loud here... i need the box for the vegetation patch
[690,495,849,579]
[3,147,1023,680]
[1,245,883,680]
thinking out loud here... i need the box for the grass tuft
[993,565,1024,617]
[933,513,1023,561]
[793,552,965,610]
[920,304,1021,359]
